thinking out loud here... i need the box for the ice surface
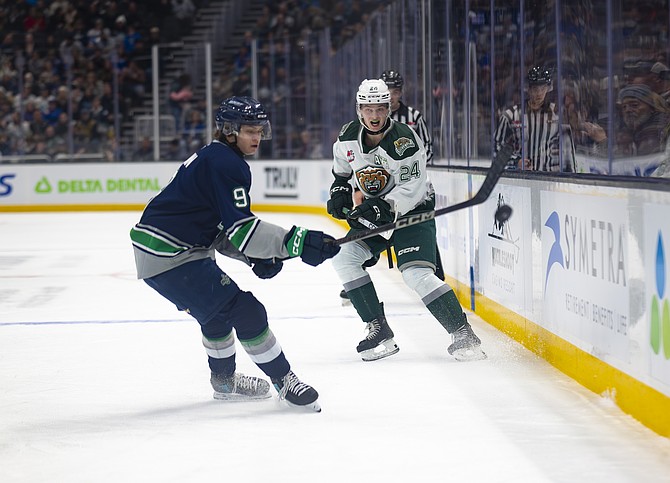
[1,211,669,482]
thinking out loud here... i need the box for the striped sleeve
[409,107,433,162]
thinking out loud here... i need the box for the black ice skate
[356,314,399,361]
[340,289,351,306]
[211,372,271,401]
[447,323,487,361]
[272,371,321,412]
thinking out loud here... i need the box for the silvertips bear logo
[394,137,415,156]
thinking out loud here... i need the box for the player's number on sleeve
[400,162,420,181]
[233,187,249,208]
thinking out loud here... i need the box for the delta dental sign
[0,160,332,209]
[0,163,180,206]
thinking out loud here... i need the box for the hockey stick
[331,144,514,246]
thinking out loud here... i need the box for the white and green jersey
[332,118,433,216]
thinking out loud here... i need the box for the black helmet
[215,96,272,139]
[527,66,552,86]
[380,69,404,89]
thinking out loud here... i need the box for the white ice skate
[447,324,487,361]
[211,372,272,401]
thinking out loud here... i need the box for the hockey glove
[346,197,393,229]
[326,174,353,220]
[284,226,341,267]
[250,258,283,279]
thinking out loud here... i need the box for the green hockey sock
[426,290,467,333]
[346,282,384,322]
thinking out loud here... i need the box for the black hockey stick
[331,143,514,246]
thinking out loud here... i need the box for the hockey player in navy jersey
[327,79,485,363]
[130,96,339,412]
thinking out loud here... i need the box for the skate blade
[360,339,400,361]
[213,391,272,401]
[283,399,322,413]
[451,345,487,362]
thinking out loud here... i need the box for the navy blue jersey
[139,141,253,246]
[131,140,292,279]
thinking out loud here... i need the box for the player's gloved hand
[326,174,353,220]
[250,258,283,279]
[346,197,393,229]
[284,226,341,267]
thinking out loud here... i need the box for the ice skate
[447,323,487,361]
[356,315,399,361]
[340,289,351,306]
[272,370,321,412]
[211,372,272,401]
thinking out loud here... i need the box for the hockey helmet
[356,79,391,107]
[380,69,404,89]
[527,66,552,87]
[215,96,272,139]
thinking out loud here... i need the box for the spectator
[120,59,146,103]
[625,60,670,106]
[73,110,100,152]
[169,73,193,132]
[296,128,323,159]
[182,108,206,150]
[29,109,49,142]
[582,84,670,157]
[163,137,186,160]
[44,124,67,159]
[133,136,154,161]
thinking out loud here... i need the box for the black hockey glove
[284,226,341,267]
[250,258,283,279]
[326,174,353,220]
[346,197,393,229]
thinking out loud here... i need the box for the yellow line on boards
[447,274,670,438]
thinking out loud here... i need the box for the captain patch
[394,137,415,156]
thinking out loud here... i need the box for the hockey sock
[346,282,384,322]
[203,332,236,376]
[425,290,467,333]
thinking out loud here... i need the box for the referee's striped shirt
[494,101,574,172]
[391,102,433,163]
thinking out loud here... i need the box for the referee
[381,70,434,163]
[494,66,575,172]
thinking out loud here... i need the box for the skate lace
[235,374,259,391]
[277,371,311,400]
[364,320,381,340]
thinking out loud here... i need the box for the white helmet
[356,79,391,129]
[356,79,391,107]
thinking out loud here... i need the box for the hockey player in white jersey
[327,79,486,362]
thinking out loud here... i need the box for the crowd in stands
[0,0,385,162]
[0,0,213,161]
[204,0,386,159]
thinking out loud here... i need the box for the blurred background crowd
[1,0,669,177]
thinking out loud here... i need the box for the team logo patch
[356,166,390,194]
[394,137,415,156]
[346,150,355,163]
